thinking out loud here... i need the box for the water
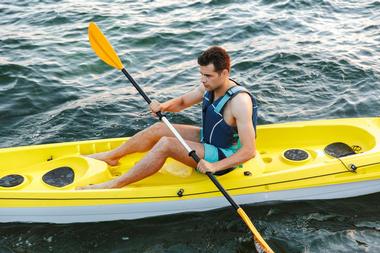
[0,0,379,252]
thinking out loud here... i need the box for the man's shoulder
[228,92,253,118]
[230,91,252,105]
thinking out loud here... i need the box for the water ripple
[0,0,379,252]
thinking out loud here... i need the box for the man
[78,46,257,190]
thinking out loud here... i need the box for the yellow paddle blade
[88,22,124,70]
[237,208,274,253]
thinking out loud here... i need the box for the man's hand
[197,159,217,174]
[149,99,162,116]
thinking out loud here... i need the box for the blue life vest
[201,84,258,149]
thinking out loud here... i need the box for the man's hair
[197,46,231,73]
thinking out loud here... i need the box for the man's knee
[147,122,166,134]
[151,122,165,130]
[141,122,166,139]
[154,136,176,154]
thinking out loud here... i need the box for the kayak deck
[1,117,380,206]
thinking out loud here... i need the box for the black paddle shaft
[121,67,240,211]
[122,68,166,120]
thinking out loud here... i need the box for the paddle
[88,22,274,253]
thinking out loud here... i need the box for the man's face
[199,64,226,91]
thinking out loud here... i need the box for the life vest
[201,83,258,149]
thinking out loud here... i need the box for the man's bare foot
[87,152,119,166]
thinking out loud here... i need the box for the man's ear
[222,68,229,78]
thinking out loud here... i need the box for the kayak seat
[324,142,356,158]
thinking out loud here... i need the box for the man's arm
[197,93,256,173]
[150,84,205,113]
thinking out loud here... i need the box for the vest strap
[214,86,248,114]
[214,94,231,114]
[227,86,246,96]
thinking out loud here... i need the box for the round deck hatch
[0,174,24,188]
[283,149,309,161]
[42,167,74,187]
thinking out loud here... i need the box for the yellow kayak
[1,117,380,223]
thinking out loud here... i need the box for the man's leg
[78,136,204,189]
[89,123,200,165]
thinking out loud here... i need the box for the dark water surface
[1,0,380,252]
